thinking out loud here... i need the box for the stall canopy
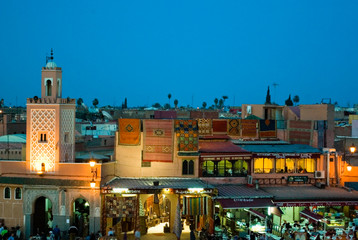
[262,185,358,207]
[271,207,283,217]
[218,198,274,209]
[245,208,266,219]
[215,184,274,209]
[300,209,323,222]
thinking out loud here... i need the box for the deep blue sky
[1,1,358,108]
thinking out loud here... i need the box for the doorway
[33,197,53,235]
[73,198,90,237]
[144,194,171,233]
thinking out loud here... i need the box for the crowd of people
[0,225,22,240]
[279,220,358,240]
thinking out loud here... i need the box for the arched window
[15,187,21,200]
[4,187,11,199]
[182,160,194,175]
[188,160,194,175]
[182,160,188,175]
[46,80,52,96]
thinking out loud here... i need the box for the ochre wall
[114,132,199,178]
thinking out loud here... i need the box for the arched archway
[33,196,53,235]
[72,198,90,237]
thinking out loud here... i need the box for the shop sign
[102,189,141,194]
[256,153,318,158]
[287,176,309,183]
[174,189,213,194]
[201,156,245,161]
[233,198,254,202]
[275,201,358,207]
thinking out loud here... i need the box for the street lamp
[346,143,356,172]
[89,160,97,188]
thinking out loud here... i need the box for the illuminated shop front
[263,185,358,232]
[235,143,321,176]
[101,178,216,236]
[213,185,274,237]
[199,141,252,177]
[253,156,317,174]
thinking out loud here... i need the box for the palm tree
[214,98,219,108]
[293,95,300,106]
[174,99,179,109]
[77,98,83,107]
[168,93,172,107]
[92,98,99,108]
[218,99,224,109]
[222,96,228,103]
[202,102,207,109]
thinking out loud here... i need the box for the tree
[214,98,219,108]
[168,93,172,107]
[92,98,99,108]
[285,95,293,106]
[265,86,271,104]
[164,103,170,109]
[174,99,179,109]
[77,98,83,106]
[218,99,224,109]
[124,98,127,108]
[202,102,207,109]
[152,103,161,108]
[222,96,228,102]
[293,95,300,106]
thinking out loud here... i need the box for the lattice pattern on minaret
[60,109,75,162]
[30,109,56,172]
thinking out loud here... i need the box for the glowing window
[38,132,48,143]
[254,158,274,173]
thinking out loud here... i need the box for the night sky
[1,1,358,108]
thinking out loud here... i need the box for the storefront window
[275,158,296,173]
[218,160,232,176]
[254,158,273,173]
[233,160,248,176]
[202,161,214,176]
[296,158,316,173]
[276,158,285,173]
[286,158,295,173]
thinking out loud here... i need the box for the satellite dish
[102,111,113,120]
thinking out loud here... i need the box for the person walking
[134,227,141,240]
[53,225,61,240]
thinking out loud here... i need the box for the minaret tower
[26,50,76,173]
